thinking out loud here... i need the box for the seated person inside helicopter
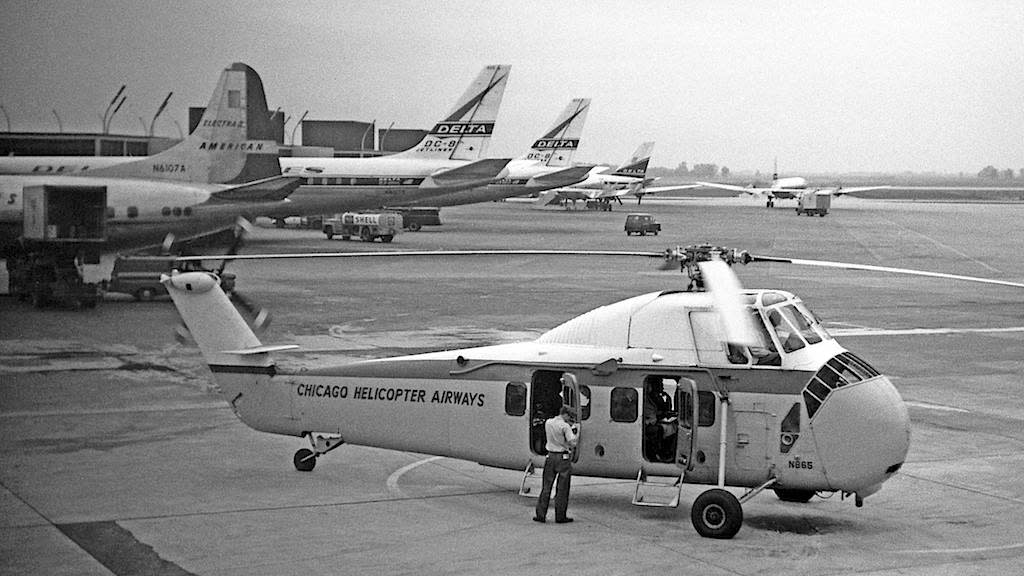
[643,377,678,462]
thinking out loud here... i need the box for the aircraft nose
[809,375,910,498]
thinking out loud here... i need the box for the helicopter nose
[809,375,910,499]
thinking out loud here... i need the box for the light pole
[360,120,375,157]
[290,110,307,146]
[149,92,172,136]
[101,85,126,133]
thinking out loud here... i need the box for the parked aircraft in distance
[263,65,514,222]
[536,142,699,210]
[405,98,594,207]
[0,65,514,224]
[697,162,889,207]
[0,62,297,252]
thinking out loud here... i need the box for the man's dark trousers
[535,452,572,521]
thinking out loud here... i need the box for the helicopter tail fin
[162,271,293,369]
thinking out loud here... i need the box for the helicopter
[164,245,1024,539]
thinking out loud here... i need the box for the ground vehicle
[322,212,402,242]
[796,191,831,216]
[384,207,442,231]
[7,185,106,308]
[107,255,235,300]
[624,213,661,236]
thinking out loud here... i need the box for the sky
[1,1,1022,174]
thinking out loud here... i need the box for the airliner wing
[696,182,768,195]
[426,158,511,189]
[637,184,702,195]
[829,185,892,196]
[208,176,303,203]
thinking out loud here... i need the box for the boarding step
[631,468,684,508]
[518,460,543,498]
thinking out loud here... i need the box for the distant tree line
[648,162,730,179]
[977,166,1023,180]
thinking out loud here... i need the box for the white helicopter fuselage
[175,275,910,504]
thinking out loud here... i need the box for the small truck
[322,212,403,242]
[624,213,661,236]
[796,191,831,216]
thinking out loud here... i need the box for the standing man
[534,405,579,524]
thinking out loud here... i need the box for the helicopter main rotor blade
[699,260,760,346]
[176,249,669,262]
[750,255,1024,289]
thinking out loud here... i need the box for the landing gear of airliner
[766,197,775,208]
[293,432,345,472]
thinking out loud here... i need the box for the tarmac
[2,195,1024,575]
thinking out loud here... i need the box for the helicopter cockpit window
[779,304,821,345]
[767,309,805,352]
[748,308,781,366]
[802,352,882,418]
[794,301,832,340]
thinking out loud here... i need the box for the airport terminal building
[1,110,426,159]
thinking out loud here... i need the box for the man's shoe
[555,517,574,524]
[532,516,546,523]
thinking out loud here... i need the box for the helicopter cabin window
[578,386,591,421]
[610,387,638,423]
[680,390,717,428]
[504,382,526,416]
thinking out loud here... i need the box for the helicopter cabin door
[560,373,582,463]
[528,370,583,463]
[676,378,699,472]
[530,370,565,456]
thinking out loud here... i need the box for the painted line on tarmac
[897,541,1024,555]
[830,326,1024,337]
[386,456,444,494]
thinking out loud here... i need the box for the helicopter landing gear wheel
[691,488,743,539]
[293,448,316,472]
[294,433,344,472]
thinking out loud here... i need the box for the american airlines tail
[394,65,511,162]
[609,141,655,179]
[521,98,590,167]
[87,63,281,185]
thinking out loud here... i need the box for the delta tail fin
[609,141,655,179]
[520,98,590,167]
[395,65,510,161]
[88,63,280,185]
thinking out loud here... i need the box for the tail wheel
[691,488,743,539]
[293,448,317,472]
